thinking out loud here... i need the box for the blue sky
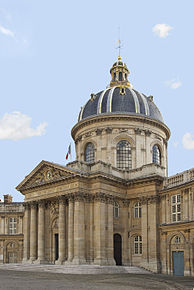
[0,0,194,201]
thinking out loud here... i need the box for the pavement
[0,264,193,290]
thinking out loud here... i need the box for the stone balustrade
[164,168,194,189]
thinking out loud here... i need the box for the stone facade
[0,57,193,276]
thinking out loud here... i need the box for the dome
[78,87,163,123]
[78,57,164,124]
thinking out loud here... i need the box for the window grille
[116,140,132,170]
[152,145,161,165]
[85,143,95,163]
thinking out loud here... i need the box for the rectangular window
[171,194,181,222]
[9,217,17,234]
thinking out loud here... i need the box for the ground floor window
[134,235,142,254]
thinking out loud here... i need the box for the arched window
[85,142,95,163]
[152,144,161,165]
[134,236,142,254]
[119,71,122,81]
[113,201,119,218]
[134,202,141,218]
[116,140,132,170]
[174,236,181,244]
[113,72,116,81]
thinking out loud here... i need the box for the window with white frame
[134,202,141,218]
[9,217,17,234]
[134,235,142,254]
[113,201,119,218]
[171,194,181,222]
[174,236,181,244]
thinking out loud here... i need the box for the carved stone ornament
[94,192,107,203]
[30,201,37,209]
[50,201,59,217]
[122,199,130,207]
[105,127,112,134]
[96,129,103,136]
[144,130,152,137]
[38,200,45,208]
[119,128,128,133]
[134,128,142,135]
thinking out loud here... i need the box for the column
[72,194,86,264]
[56,197,66,264]
[147,196,160,273]
[29,202,37,263]
[141,199,149,268]
[22,203,30,263]
[94,193,107,265]
[161,195,166,224]
[107,198,115,265]
[66,197,74,263]
[35,201,46,264]
[122,201,130,265]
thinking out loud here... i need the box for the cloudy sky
[0,0,194,201]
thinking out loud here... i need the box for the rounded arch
[167,231,186,245]
[114,233,122,265]
[112,134,135,148]
[5,241,19,249]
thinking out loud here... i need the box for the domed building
[1,56,193,276]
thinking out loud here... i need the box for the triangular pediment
[16,160,78,191]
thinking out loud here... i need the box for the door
[173,251,184,276]
[55,233,59,261]
[114,233,122,265]
[8,252,17,263]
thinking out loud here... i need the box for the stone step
[0,264,152,275]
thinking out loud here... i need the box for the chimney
[3,194,13,204]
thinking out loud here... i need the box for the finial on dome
[118,55,122,61]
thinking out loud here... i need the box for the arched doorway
[114,233,122,265]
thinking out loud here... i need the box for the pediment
[16,160,77,191]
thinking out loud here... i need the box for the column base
[106,258,116,266]
[55,259,66,265]
[71,257,86,265]
[94,258,110,266]
[34,258,48,265]
[28,257,36,264]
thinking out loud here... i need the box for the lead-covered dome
[78,56,164,124]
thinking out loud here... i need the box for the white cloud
[165,79,182,89]
[152,24,173,38]
[0,112,47,141]
[182,133,194,150]
[0,24,15,38]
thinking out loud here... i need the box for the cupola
[110,56,132,89]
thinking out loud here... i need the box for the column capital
[94,192,107,203]
[23,202,30,209]
[38,200,45,208]
[57,195,67,205]
[30,201,37,209]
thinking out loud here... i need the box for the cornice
[71,114,170,140]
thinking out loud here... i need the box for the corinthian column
[35,201,46,264]
[67,197,74,263]
[29,202,37,263]
[56,197,66,264]
[72,193,86,264]
[22,203,30,263]
[107,197,116,265]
